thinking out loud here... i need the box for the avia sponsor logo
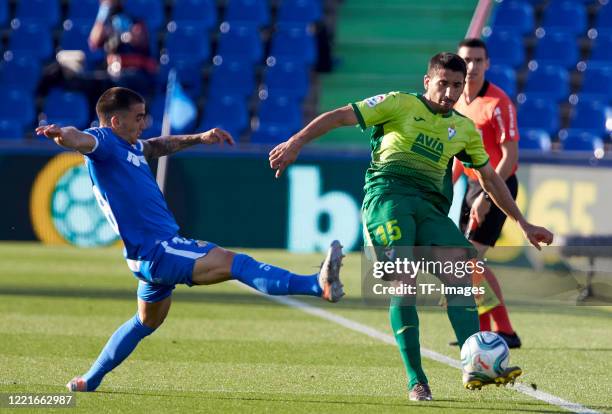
[126,151,148,167]
[410,132,444,162]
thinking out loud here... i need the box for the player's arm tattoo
[141,134,202,159]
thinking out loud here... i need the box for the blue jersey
[83,127,179,259]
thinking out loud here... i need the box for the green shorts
[362,192,474,250]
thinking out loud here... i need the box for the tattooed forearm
[141,134,202,159]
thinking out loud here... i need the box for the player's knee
[192,247,236,285]
[138,298,171,329]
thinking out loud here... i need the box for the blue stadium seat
[541,1,587,36]
[207,59,256,99]
[518,129,552,151]
[595,4,612,37]
[165,26,210,66]
[251,96,302,143]
[8,24,54,62]
[123,0,164,32]
[567,100,609,136]
[521,65,569,102]
[277,0,322,25]
[269,24,317,66]
[199,95,249,140]
[0,121,24,139]
[216,23,263,65]
[0,0,8,28]
[0,89,35,131]
[157,62,203,99]
[560,131,605,153]
[171,0,217,31]
[0,57,40,93]
[42,89,90,129]
[66,0,98,28]
[486,65,517,98]
[60,23,105,65]
[533,32,578,69]
[578,67,612,104]
[588,35,612,70]
[518,99,559,135]
[224,0,270,27]
[15,0,61,29]
[486,31,525,68]
[491,0,534,36]
[262,61,309,100]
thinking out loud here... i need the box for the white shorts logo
[365,94,386,107]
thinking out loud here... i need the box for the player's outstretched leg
[229,240,345,302]
[66,313,157,392]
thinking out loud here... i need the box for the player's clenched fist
[199,128,235,146]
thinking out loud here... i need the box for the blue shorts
[126,236,218,303]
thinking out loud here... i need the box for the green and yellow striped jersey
[351,92,489,213]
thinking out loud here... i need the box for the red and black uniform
[454,81,520,247]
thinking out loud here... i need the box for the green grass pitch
[0,243,610,413]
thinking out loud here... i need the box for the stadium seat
[207,59,256,99]
[8,24,53,62]
[541,1,587,36]
[224,0,270,27]
[158,62,203,99]
[491,0,534,36]
[262,61,310,101]
[164,26,210,66]
[14,0,61,29]
[518,99,560,135]
[560,131,604,154]
[60,23,105,65]
[0,56,40,93]
[486,65,517,98]
[518,129,552,151]
[521,65,569,102]
[251,96,302,143]
[277,0,323,25]
[145,93,197,136]
[577,67,612,104]
[41,89,90,129]
[588,35,612,70]
[123,0,164,32]
[66,0,98,28]
[567,100,610,137]
[171,0,217,31]
[216,23,263,65]
[533,32,578,69]
[199,95,249,140]
[269,24,317,66]
[0,89,35,131]
[0,0,8,28]
[486,31,525,68]
[594,4,612,37]
[0,121,24,139]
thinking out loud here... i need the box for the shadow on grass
[95,389,575,413]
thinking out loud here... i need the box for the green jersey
[351,92,489,213]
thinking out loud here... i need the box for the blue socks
[231,254,322,296]
[82,314,155,391]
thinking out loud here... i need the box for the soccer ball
[460,332,509,380]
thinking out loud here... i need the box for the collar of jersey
[415,94,453,118]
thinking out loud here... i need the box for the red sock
[482,267,515,335]
[479,312,491,331]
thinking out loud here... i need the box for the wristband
[96,4,111,23]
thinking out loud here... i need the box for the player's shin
[446,294,480,347]
[230,254,322,296]
[389,297,428,389]
[81,314,155,391]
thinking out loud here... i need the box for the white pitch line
[256,292,600,414]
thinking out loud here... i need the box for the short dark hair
[427,52,467,78]
[96,87,144,124]
[458,38,489,58]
